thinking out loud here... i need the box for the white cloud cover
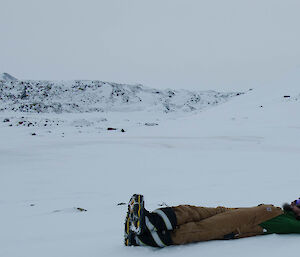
[1,0,300,90]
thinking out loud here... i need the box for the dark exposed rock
[145,122,159,126]
[76,207,87,212]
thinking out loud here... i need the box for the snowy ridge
[0,72,18,82]
[0,79,242,114]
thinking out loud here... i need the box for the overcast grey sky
[1,0,300,90]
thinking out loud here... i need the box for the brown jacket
[171,204,283,245]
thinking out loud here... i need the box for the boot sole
[131,194,145,235]
[124,194,145,245]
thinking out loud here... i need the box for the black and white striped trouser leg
[146,207,177,232]
[134,207,177,247]
[135,229,173,247]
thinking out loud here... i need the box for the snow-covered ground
[1,73,300,257]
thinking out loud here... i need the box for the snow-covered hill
[0,72,17,81]
[0,75,242,135]
[0,77,241,114]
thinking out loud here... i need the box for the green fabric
[260,211,300,234]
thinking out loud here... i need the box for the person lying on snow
[124,194,300,247]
